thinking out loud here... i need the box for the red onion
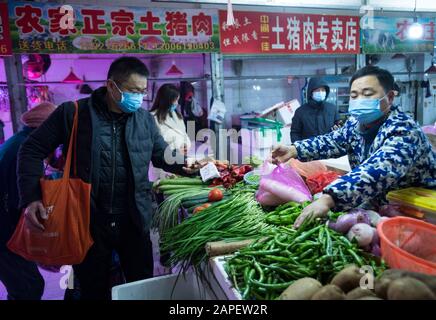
[347,223,374,247]
[328,210,371,234]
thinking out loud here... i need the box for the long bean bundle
[160,189,276,271]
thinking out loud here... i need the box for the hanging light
[408,1,423,40]
[166,60,183,76]
[408,20,424,39]
[62,67,83,83]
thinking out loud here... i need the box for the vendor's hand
[271,145,297,164]
[331,125,340,131]
[24,200,48,232]
[294,194,335,229]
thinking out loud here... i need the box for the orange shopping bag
[7,101,93,265]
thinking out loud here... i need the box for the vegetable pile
[243,156,263,168]
[224,220,386,300]
[152,177,224,234]
[160,186,276,271]
[209,164,254,189]
[244,172,261,185]
[278,267,436,300]
[327,208,387,256]
[264,201,310,226]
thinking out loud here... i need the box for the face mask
[312,91,327,102]
[349,95,387,124]
[111,81,144,113]
[170,104,178,112]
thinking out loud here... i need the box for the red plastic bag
[306,171,341,195]
[256,163,312,206]
[288,159,327,178]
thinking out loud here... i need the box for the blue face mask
[170,104,178,112]
[312,91,327,102]
[111,81,144,113]
[349,96,386,124]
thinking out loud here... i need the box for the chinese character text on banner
[8,1,220,54]
[219,10,360,54]
[0,3,12,56]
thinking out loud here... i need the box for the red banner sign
[219,10,360,55]
[0,3,12,56]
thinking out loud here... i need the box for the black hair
[350,66,395,93]
[107,57,149,83]
[150,83,182,124]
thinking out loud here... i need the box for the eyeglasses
[111,80,148,96]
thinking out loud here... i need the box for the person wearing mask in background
[291,78,340,142]
[17,57,200,300]
[0,102,56,300]
[272,66,436,228]
[180,81,204,133]
[149,83,191,181]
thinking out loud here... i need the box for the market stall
[112,158,436,300]
[0,0,435,303]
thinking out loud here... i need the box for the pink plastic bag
[256,163,312,206]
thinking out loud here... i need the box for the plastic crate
[112,271,224,300]
[377,217,436,275]
[387,188,436,224]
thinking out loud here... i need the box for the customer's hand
[293,194,335,228]
[24,200,47,232]
[271,145,297,164]
[182,160,207,175]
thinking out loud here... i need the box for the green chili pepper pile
[264,201,311,226]
[224,220,386,300]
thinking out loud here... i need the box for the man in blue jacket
[0,102,56,300]
[273,66,436,228]
[291,77,340,142]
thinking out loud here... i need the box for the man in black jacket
[291,78,340,142]
[17,57,197,300]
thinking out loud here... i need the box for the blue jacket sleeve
[293,119,352,161]
[323,129,423,211]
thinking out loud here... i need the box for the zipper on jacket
[109,121,116,214]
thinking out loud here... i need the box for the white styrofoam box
[280,127,292,146]
[209,256,242,300]
[276,99,301,126]
[112,270,227,300]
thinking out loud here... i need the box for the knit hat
[21,102,56,128]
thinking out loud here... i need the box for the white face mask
[312,91,327,102]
